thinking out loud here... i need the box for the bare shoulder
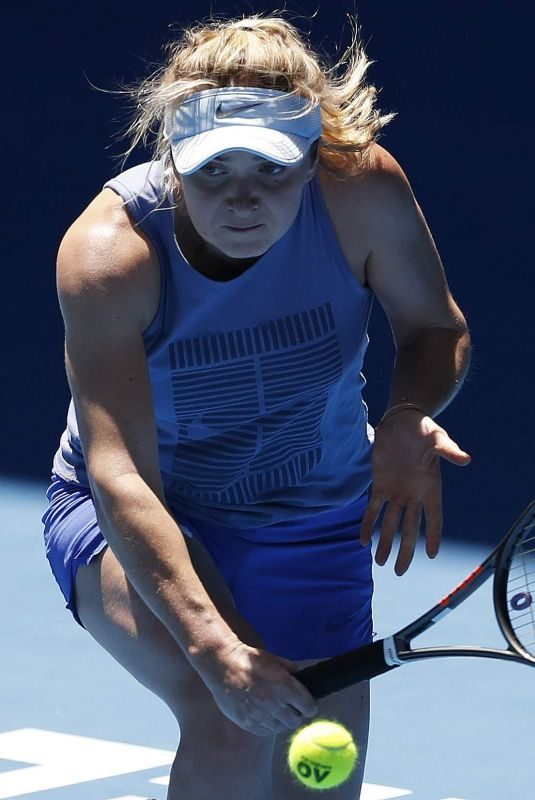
[321,144,466,345]
[57,189,165,494]
[318,143,418,284]
[320,143,414,215]
[57,187,160,332]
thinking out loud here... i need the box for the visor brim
[171,126,312,175]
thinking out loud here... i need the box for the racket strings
[511,544,535,558]
[506,526,535,655]
[508,569,535,586]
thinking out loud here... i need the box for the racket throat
[383,635,410,667]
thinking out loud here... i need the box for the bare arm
[56,191,318,734]
[386,327,470,416]
[331,147,472,573]
[57,191,241,671]
[362,148,471,417]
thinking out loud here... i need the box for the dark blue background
[4,1,533,542]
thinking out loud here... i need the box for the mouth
[225,224,263,232]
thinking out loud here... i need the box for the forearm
[91,474,239,671]
[386,325,471,417]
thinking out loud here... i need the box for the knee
[171,707,274,798]
[178,696,274,754]
[165,668,273,750]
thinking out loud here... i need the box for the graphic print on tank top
[166,302,343,504]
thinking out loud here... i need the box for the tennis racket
[295,500,535,698]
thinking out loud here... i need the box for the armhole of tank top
[310,173,372,297]
[103,178,168,354]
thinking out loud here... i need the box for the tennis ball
[287,719,358,791]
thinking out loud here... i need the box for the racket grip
[294,639,397,698]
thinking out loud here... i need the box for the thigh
[44,475,269,739]
[74,533,267,721]
[272,657,369,799]
[42,473,266,717]
[75,542,277,796]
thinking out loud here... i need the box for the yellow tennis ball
[287,719,358,791]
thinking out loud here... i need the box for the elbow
[458,326,472,378]
[88,469,138,516]
[453,312,471,354]
[88,468,165,519]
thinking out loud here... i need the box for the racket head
[494,500,535,660]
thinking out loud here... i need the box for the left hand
[359,409,471,575]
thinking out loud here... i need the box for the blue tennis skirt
[42,474,373,660]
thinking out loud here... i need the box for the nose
[225,181,260,217]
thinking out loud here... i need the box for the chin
[218,232,273,259]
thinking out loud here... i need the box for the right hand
[201,641,319,736]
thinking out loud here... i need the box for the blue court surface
[2,476,533,799]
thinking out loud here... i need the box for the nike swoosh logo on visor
[215,101,264,119]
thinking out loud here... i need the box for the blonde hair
[117,14,396,197]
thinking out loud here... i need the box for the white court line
[0,729,173,799]
[108,796,151,800]
[149,776,169,785]
[0,728,438,800]
[150,773,412,799]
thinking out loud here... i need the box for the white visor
[164,87,322,175]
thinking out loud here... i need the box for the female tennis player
[42,15,471,799]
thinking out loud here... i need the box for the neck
[174,208,259,280]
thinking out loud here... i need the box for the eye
[260,162,287,176]
[200,163,227,176]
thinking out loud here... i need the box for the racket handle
[294,639,397,698]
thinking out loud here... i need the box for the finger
[255,724,275,737]
[240,712,277,737]
[276,656,297,671]
[394,502,422,576]
[360,493,385,545]
[426,434,471,467]
[262,718,288,735]
[375,502,403,566]
[275,703,310,730]
[287,677,319,718]
[423,489,443,558]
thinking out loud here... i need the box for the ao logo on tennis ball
[296,755,334,784]
[287,720,358,790]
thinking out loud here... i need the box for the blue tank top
[53,160,375,526]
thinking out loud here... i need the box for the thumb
[274,655,299,672]
[433,435,471,466]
